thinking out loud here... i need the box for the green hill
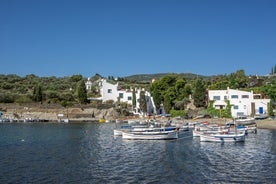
[123,73,208,83]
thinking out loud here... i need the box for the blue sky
[0,0,275,78]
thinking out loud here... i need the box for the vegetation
[170,109,187,118]
[139,91,147,114]
[0,66,275,117]
[132,88,136,110]
[77,80,88,104]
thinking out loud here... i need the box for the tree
[229,70,248,89]
[150,80,163,111]
[33,84,43,102]
[175,78,187,100]
[77,80,88,104]
[150,75,178,112]
[132,88,136,110]
[139,91,147,114]
[193,78,206,108]
[163,88,176,113]
[70,74,83,82]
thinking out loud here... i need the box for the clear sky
[0,0,275,78]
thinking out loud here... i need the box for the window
[231,95,238,99]
[233,105,239,109]
[119,93,124,98]
[224,96,227,100]
[213,96,220,100]
[128,96,132,101]
[242,95,249,99]
[108,89,112,93]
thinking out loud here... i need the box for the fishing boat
[121,129,179,140]
[235,115,255,125]
[193,123,224,137]
[200,119,246,143]
[200,131,246,142]
[113,124,148,136]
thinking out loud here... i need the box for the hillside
[123,72,209,83]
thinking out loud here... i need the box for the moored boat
[99,119,106,123]
[122,129,179,140]
[235,115,255,125]
[113,124,149,136]
[200,131,246,142]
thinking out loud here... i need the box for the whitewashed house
[87,78,155,115]
[208,87,270,118]
[85,78,92,91]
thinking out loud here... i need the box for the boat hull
[200,133,245,142]
[122,130,178,140]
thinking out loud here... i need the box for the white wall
[208,87,270,117]
[101,79,119,103]
[100,79,155,115]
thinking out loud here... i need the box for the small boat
[200,131,246,142]
[122,129,179,140]
[113,125,148,136]
[254,114,268,120]
[114,129,123,136]
[99,119,106,123]
[235,115,255,125]
[193,123,223,137]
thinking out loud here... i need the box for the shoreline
[1,114,276,130]
[255,119,276,130]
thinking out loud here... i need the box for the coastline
[255,119,276,130]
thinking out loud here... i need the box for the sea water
[0,122,275,183]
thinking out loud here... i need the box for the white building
[85,78,92,91]
[88,78,155,115]
[208,87,270,118]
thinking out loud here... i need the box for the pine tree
[139,91,147,114]
[77,80,88,104]
[132,88,136,110]
[193,78,206,108]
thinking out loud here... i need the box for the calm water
[0,122,275,184]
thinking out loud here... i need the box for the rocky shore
[0,103,121,122]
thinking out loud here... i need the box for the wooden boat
[113,124,148,136]
[235,116,255,125]
[193,124,224,137]
[200,131,246,142]
[122,129,179,140]
[200,118,246,142]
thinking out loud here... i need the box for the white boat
[193,129,223,137]
[200,131,246,142]
[113,124,148,136]
[122,129,179,140]
[193,124,224,137]
[235,116,255,125]
[114,129,123,136]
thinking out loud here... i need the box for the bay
[0,122,275,183]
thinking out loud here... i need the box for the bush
[0,93,16,103]
[170,110,187,118]
[15,96,33,103]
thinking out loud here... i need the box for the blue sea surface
[0,122,275,183]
